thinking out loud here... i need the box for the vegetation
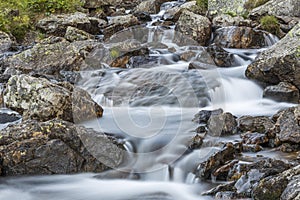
[244,0,270,10]
[0,0,82,41]
[260,15,280,35]
[195,0,208,11]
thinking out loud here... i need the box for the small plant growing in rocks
[260,15,280,35]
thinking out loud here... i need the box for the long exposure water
[0,1,295,200]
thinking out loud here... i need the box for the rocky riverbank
[0,0,299,199]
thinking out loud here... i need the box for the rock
[0,31,13,53]
[252,165,300,200]
[249,0,300,20]
[273,106,300,145]
[193,109,223,124]
[133,12,152,22]
[188,134,204,149]
[207,44,236,67]
[163,1,196,22]
[238,116,274,134]
[207,112,238,136]
[3,37,102,75]
[212,26,268,48]
[4,75,103,122]
[281,174,300,200]
[241,132,268,145]
[102,15,140,39]
[175,10,211,46]
[83,0,122,8]
[0,113,21,124]
[0,119,124,176]
[195,143,238,180]
[36,12,106,36]
[263,82,299,103]
[134,0,169,14]
[245,23,300,89]
[208,0,247,16]
[64,26,95,42]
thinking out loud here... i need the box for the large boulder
[238,116,274,134]
[207,112,237,136]
[273,106,300,145]
[252,165,300,200]
[0,31,13,53]
[263,82,299,103]
[175,10,211,46]
[2,37,102,75]
[134,0,169,14]
[0,119,124,176]
[212,26,268,48]
[4,75,103,122]
[64,26,95,42]
[36,12,106,36]
[208,0,247,16]
[250,0,300,19]
[245,23,300,89]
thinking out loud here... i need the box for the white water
[0,1,295,200]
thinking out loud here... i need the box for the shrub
[0,0,82,41]
[244,0,270,10]
[260,15,280,35]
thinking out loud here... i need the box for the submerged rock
[0,119,124,176]
[212,26,268,48]
[263,82,299,103]
[246,23,300,90]
[4,75,103,122]
[175,10,211,46]
[3,37,102,75]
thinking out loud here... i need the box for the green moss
[260,15,280,35]
[0,0,82,42]
[110,48,120,58]
[244,0,270,10]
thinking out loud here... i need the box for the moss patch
[260,15,280,35]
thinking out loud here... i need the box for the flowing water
[0,1,296,200]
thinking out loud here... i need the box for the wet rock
[202,181,236,196]
[0,113,21,124]
[249,0,300,20]
[134,0,169,14]
[188,134,204,149]
[195,143,238,180]
[241,132,268,145]
[4,75,103,122]
[263,82,299,103]
[273,106,300,145]
[193,109,223,124]
[241,144,263,152]
[213,160,239,180]
[207,112,238,136]
[238,116,274,134]
[208,0,247,16]
[252,165,300,200]
[207,44,235,67]
[163,1,196,22]
[0,119,124,176]
[3,37,102,75]
[111,47,149,68]
[0,31,13,53]
[246,23,300,89]
[175,10,211,46]
[281,174,300,200]
[133,12,152,22]
[64,26,95,42]
[36,12,106,36]
[212,26,268,48]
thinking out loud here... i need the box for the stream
[0,1,296,200]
